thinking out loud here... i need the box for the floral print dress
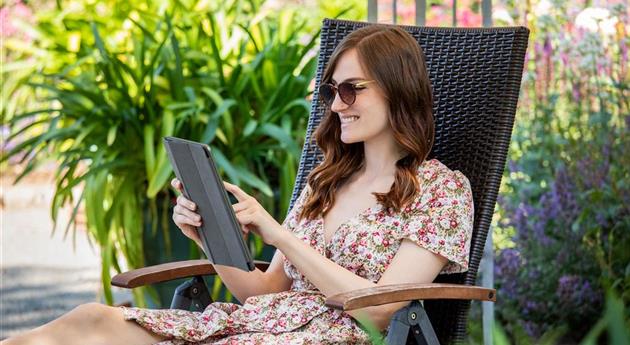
[121,159,474,344]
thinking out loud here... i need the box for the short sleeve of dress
[397,163,474,274]
[281,184,311,233]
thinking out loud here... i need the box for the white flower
[534,0,553,17]
[493,8,515,25]
[575,7,618,36]
[439,218,451,229]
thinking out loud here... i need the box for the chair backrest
[288,19,529,343]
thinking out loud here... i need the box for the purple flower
[495,248,522,300]
[543,36,553,59]
[521,320,542,339]
[552,167,580,222]
[576,140,611,191]
[556,275,603,314]
[511,203,540,244]
[508,159,520,173]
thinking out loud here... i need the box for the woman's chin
[340,133,357,144]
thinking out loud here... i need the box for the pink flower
[457,8,482,27]
[0,1,33,41]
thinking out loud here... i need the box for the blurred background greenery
[1,0,366,308]
[1,0,628,343]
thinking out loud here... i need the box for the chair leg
[170,276,212,311]
[385,301,440,345]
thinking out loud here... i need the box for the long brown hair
[298,25,434,222]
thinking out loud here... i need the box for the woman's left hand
[223,181,285,246]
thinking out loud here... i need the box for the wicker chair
[112,19,529,344]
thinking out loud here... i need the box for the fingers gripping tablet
[163,136,255,271]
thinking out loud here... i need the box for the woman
[2,25,473,345]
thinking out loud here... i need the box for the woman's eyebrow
[331,77,365,84]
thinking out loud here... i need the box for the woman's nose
[330,91,348,113]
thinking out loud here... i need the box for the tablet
[163,136,255,272]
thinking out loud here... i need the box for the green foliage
[355,314,386,345]
[467,290,630,344]
[493,1,630,342]
[581,291,630,345]
[1,0,319,306]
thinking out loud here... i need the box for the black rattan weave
[287,19,529,344]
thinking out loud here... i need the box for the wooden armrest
[111,260,270,288]
[326,283,496,311]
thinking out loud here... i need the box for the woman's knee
[69,302,116,327]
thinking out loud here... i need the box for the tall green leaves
[2,0,318,305]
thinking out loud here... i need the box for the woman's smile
[340,115,360,128]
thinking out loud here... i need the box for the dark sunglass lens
[338,83,356,105]
[319,84,335,106]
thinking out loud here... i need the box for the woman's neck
[360,139,406,180]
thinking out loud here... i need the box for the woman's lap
[74,303,168,345]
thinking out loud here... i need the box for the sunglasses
[318,80,375,107]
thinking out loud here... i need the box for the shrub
[494,1,629,341]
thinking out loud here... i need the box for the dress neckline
[319,202,382,250]
[313,159,434,251]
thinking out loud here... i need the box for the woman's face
[330,49,392,145]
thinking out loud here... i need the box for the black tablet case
[163,137,255,272]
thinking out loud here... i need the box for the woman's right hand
[171,178,203,246]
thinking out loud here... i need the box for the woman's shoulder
[416,159,469,184]
[413,159,472,203]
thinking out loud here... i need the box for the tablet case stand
[163,137,255,272]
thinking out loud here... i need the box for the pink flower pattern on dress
[121,159,473,344]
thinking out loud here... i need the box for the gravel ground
[0,168,132,340]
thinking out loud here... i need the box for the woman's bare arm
[220,180,449,329]
[211,248,292,304]
[273,232,446,330]
[171,178,292,303]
